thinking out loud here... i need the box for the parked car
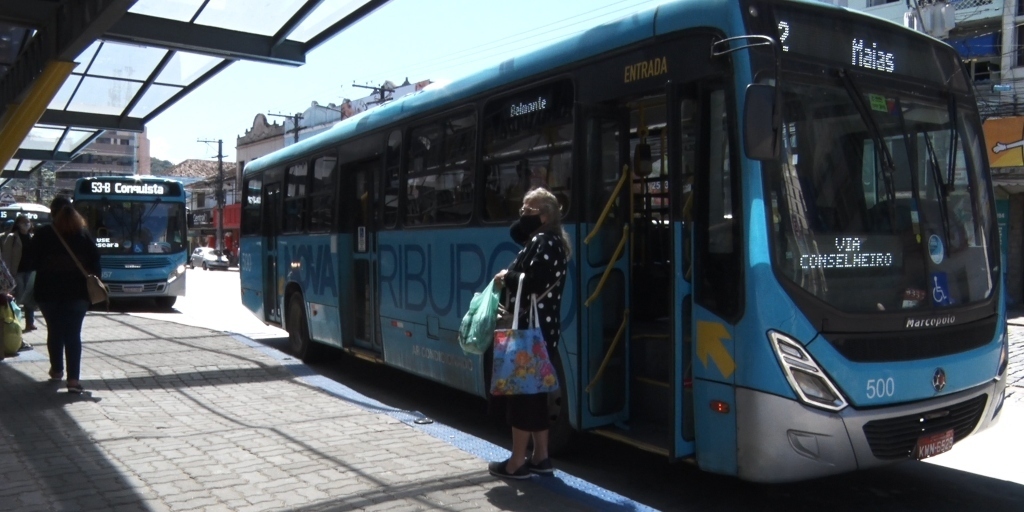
[190,247,229,270]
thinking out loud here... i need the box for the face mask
[509,214,543,245]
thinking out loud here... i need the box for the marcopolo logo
[905,315,956,329]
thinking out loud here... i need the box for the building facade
[162,159,237,257]
[55,129,151,191]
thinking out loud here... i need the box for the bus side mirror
[744,84,779,161]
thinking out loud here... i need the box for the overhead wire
[373,0,665,82]
[371,0,664,80]
[304,0,663,103]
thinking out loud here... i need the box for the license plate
[122,285,144,293]
[914,429,954,459]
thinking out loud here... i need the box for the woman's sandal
[66,383,84,394]
[49,370,64,381]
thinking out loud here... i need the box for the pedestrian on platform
[24,195,99,394]
[0,254,18,358]
[1,214,38,332]
[489,187,570,479]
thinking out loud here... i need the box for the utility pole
[268,112,303,143]
[352,82,396,106]
[197,138,225,253]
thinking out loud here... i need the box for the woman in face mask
[1,215,37,332]
[488,187,572,479]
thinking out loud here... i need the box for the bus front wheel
[287,293,320,363]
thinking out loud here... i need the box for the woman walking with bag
[23,196,99,394]
[489,187,570,479]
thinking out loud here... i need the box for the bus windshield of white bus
[0,206,51,229]
[764,76,996,314]
[76,200,186,255]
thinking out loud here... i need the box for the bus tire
[287,293,320,363]
[154,296,176,310]
[547,352,574,456]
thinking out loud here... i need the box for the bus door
[262,180,283,324]
[626,92,689,455]
[666,85,698,459]
[577,104,631,430]
[348,160,381,353]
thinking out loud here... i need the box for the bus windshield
[764,76,996,314]
[76,200,186,255]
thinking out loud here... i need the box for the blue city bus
[74,176,189,309]
[239,0,1008,482]
[0,202,51,229]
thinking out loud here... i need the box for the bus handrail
[584,224,629,308]
[584,164,630,245]
[585,309,629,393]
[710,35,774,58]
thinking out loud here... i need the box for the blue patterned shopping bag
[490,275,559,396]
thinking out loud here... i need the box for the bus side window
[242,177,263,235]
[481,79,574,222]
[696,89,742,320]
[404,110,475,226]
[309,155,337,232]
[383,131,401,228]
[284,162,308,233]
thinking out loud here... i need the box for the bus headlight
[168,265,186,283]
[769,330,848,412]
[997,328,1008,377]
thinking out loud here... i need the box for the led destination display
[797,236,900,270]
[78,179,183,197]
[771,6,964,90]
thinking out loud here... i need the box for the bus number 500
[866,377,895,399]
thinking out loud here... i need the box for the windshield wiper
[945,96,959,195]
[839,69,898,231]
[922,129,952,255]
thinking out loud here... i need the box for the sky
[146,0,666,164]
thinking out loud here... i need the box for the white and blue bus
[0,202,52,229]
[74,176,188,309]
[239,0,1007,482]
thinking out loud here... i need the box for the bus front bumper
[106,272,186,299]
[735,374,1005,483]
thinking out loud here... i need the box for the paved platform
[0,313,650,512]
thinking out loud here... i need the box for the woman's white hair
[524,187,572,260]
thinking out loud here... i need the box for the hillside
[150,158,174,175]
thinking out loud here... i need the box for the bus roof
[76,175,184,184]
[0,202,49,213]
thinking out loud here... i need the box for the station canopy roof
[0,0,388,182]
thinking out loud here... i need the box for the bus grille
[824,316,996,362]
[103,257,172,270]
[108,283,164,293]
[862,394,987,460]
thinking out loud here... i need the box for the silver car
[190,247,229,271]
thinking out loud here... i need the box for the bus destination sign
[771,6,963,90]
[79,180,182,197]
